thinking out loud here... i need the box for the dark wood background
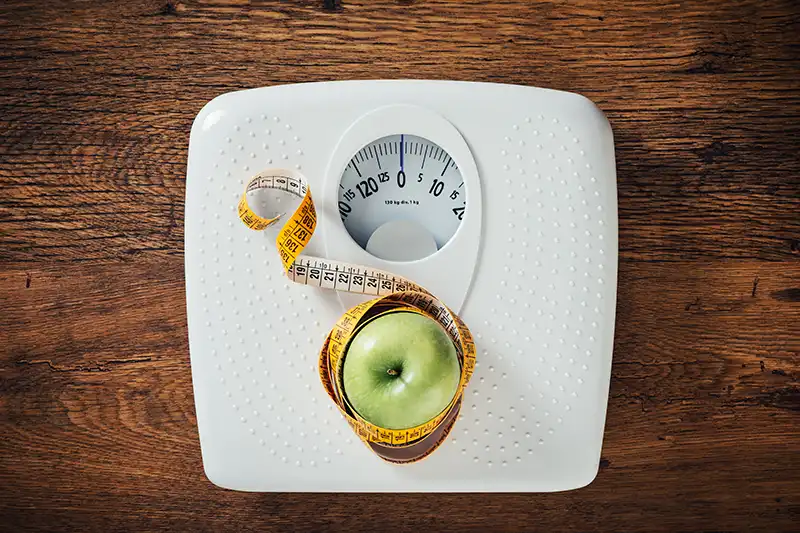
[1,0,798,531]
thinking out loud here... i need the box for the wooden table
[1,1,798,531]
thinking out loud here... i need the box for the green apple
[342,311,461,430]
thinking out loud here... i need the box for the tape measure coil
[237,168,476,463]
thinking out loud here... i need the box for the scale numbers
[338,134,466,252]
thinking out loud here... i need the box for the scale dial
[337,134,466,261]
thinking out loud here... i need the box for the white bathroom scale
[184,80,618,492]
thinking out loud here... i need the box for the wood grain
[1,0,798,531]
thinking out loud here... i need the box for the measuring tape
[237,169,476,463]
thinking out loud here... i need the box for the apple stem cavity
[387,368,400,377]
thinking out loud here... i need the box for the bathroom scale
[184,80,618,492]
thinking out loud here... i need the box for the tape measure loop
[239,169,476,463]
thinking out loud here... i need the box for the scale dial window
[337,134,466,261]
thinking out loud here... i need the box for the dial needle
[400,134,404,171]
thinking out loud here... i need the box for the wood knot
[159,1,185,16]
[697,141,733,164]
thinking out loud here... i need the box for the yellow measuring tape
[237,169,476,463]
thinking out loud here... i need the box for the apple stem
[386,368,399,377]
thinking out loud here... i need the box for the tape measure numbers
[237,169,476,464]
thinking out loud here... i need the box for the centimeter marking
[287,258,459,337]
[288,257,411,296]
[246,174,307,196]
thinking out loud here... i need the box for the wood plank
[1,364,797,531]
[2,259,798,388]
[1,1,798,264]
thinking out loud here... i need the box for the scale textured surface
[185,81,618,492]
